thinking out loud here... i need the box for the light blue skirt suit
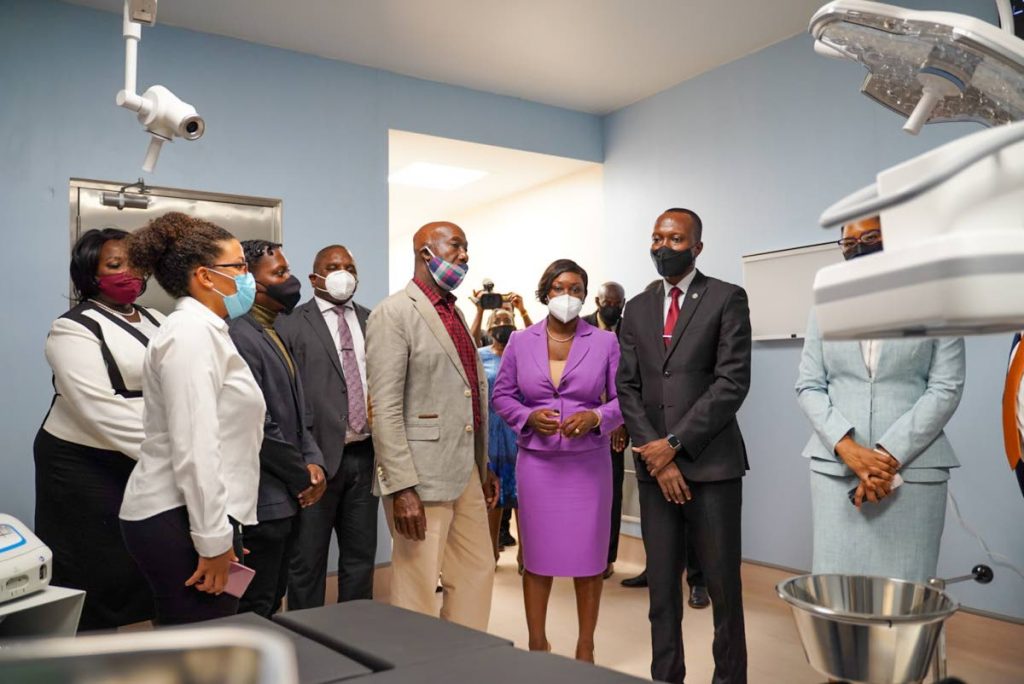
[795,313,965,583]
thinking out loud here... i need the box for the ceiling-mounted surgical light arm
[114,0,205,173]
[819,120,1024,228]
[996,0,1015,36]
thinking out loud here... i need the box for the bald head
[312,244,354,275]
[412,221,469,278]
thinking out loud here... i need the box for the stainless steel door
[70,178,282,315]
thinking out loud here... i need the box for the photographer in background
[470,279,532,347]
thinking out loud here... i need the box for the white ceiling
[66,0,824,114]
[388,129,598,237]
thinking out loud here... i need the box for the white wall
[389,166,607,325]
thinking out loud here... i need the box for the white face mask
[315,270,357,302]
[547,294,584,324]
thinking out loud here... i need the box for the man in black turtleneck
[228,239,326,617]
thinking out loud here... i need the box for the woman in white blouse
[119,212,265,625]
[34,228,164,631]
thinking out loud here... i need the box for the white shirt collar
[663,269,698,297]
[176,296,228,332]
[315,294,352,314]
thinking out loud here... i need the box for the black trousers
[288,440,378,608]
[121,507,242,626]
[238,515,296,618]
[608,447,625,564]
[639,477,746,684]
[33,429,151,631]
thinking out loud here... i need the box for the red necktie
[663,287,682,348]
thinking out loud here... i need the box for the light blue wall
[0,0,601,561]
[603,1,1024,619]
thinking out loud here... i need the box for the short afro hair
[242,240,283,271]
[663,207,703,242]
[127,212,234,298]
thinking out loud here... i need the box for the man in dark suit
[277,245,378,608]
[582,282,629,579]
[229,240,327,618]
[616,208,751,684]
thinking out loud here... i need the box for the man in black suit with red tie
[616,208,751,684]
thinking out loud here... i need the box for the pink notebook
[225,561,256,598]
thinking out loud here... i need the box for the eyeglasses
[837,230,882,250]
[210,261,249,272]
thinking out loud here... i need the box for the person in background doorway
[227,240,326,617]
[582,281,630,580]
[617,208,752,684]
[796,216,965,583]
[34,227,164,631]
[492,259,623,663]
[120,212,265,625]
[478,308,523,571]
[471,290,532,347]
[366,222,499,630]
[278,245,378,607]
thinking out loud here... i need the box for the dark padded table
[189,611,373,684]
[353,646,650,684]
[272,600,512,670]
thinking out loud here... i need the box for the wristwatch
[666,433,682,452]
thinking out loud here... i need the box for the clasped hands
[526,408,600,438]
[635,438,692,506]
[835,436,900,509]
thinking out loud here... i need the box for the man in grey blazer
[796,216,966,583]
[229,240,327,618]
[366,221,499,630]
[617,208,752,684]
[277,245,378,608]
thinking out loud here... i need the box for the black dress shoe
[621,570,648,588]
[498,530,517,547]
[688,585,710,609]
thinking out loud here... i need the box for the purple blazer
[492,318,623,453]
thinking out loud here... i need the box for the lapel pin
[692,293,699,299]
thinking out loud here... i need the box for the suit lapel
[406,282,470,388]
[644,284,668,363]
[525,324,555,389]
[664,272,708,364]
[303,300,345,382]
[559,319,593,386]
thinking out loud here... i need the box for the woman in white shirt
[119,212,266,625]
[34,228,164,631]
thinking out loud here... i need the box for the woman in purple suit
[492,259,622,663]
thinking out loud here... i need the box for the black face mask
[843,242,884,261]
[599,305,623,326]
[651,246,694,278]
[263,275,302,314]
[491,325,514,345]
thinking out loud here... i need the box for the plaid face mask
[426,248,469,291]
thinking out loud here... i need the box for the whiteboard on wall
[742,242,843,341]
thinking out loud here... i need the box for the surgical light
[811,0,1024,134]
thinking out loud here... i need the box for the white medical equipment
[0,514,52,606]
[115,0,205,173]
[808,1,1024,340]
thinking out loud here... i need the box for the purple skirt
[516,445,611,577]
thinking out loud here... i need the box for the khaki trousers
[384,471,494,631]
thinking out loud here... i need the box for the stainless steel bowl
[777,574,958,684]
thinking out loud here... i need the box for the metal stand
[927,565,994,682]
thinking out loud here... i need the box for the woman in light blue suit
[795,218,966,583]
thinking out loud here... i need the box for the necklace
[91,298,137,319]
[546,328,574,344]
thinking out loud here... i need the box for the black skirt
[33,428,153,631]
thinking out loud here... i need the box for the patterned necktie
[663,287,682,348]
[334,306,368,434]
